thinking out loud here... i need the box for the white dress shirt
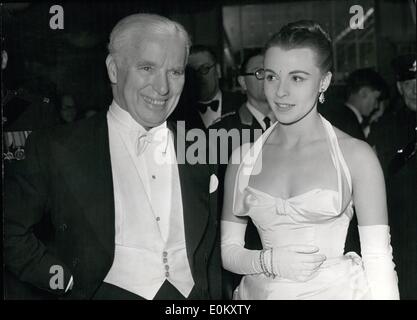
[103,101,194,299]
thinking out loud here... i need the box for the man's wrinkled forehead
[123,32,187,63]
[188,51,214,69]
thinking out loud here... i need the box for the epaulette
[212,111,236,125]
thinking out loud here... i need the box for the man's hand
[271,245,326,282]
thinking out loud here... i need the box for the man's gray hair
[108,13,192,65]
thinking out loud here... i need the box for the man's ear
[320,71,332,92]
[358,87,369,98]
[216,63,222,79]
[237,75,247,91]
[1,50,8,70]
[106,55,118,84]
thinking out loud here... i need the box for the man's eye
[170,70,184,77]
[139,66,153,72]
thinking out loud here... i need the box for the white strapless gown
[232,116,371,300]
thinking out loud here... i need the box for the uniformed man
[369,54,416,172]
[209,51,276,299]
[368,53,416,299]
[210,51,276,157]
[2,48,59,169]
[2,45,59,299]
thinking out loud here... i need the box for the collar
[345,102,363,123]
[246,101,267,129]
[239,103,253,126]
[108,100,167,134]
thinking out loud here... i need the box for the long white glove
[221,220,326,281]
[221,220,263,275]
[359,225,399,300]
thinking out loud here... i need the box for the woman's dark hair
[265,20,333,73]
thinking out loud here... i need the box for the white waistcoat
[103,103,194,300]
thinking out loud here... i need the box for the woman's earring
[318,91,325,104]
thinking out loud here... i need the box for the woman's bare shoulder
[333,126,380,172]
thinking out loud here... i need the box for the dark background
[2,0,415,114]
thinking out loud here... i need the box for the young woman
[221,20,399,300]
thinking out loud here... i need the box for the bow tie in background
[197,100,219,113]
[136,131,153,155]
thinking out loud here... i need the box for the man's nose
[153,72,169,96]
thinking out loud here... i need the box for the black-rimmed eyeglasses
[240,68,265,80]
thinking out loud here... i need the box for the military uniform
[368,54,416,299]
[3,88,59,168]
[3,88,59,299]
[369,104,415,168]
[209,102,269,299]
[210,102,265,158]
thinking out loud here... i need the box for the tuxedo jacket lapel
[94,114,116,257]
[60,112,115,259]
[168,121,210,271]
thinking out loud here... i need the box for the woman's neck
[273,110,324,147]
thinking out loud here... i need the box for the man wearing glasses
[181,45,244,129]
[210,51,275,144]
[209,51,275,299]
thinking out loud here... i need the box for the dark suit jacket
[209,102,265,299]
[319,103,366,141]
[368,104,416,173]
[4,110,222,300]
[210,103,264,178]
[368,105,417,299]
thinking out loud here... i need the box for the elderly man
[4,14,221,300]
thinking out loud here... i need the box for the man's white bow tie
[136,131,153,155]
